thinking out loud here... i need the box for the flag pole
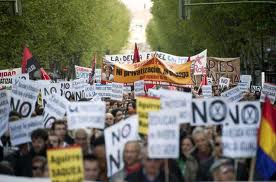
[248,158,256,181]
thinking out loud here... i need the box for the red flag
[40,68,51,80]
[133,43,140,63]
[200,73,207,86]
[89,54,97,84]
[21,47,33,73]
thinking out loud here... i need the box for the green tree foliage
[147,0,276,71]
[0,0,130,71]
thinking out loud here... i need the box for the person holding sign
[102,64,114,81]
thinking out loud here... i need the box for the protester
[111,108,124,123]
[48,131,61,148]
[105,113,115,127]
[51,120,72,147]
[210,159,236,181]
[32,156,47,177]
[83,154,100,181]
[74,129,91,155]
[30,129,48,158]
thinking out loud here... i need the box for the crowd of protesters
[0,84,271,182]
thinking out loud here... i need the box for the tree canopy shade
[146,0,276,73]
[0,0,130,71]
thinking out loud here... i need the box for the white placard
[0,90,10,137]
[222,125,258,158]
[41,83,61,107]
[202,85,212,98]
[95,83,112,98]
[238,82,250,92]
[12,74,29,84]
[260,83,276,104]
[191,50,207,75]
[42,94,68,128]
[148,111,179,158]
[75,65,91,79]
[104,115,139,177]
[10,80,40,118]
[84,85,96,99]
[134,80,145,97]
[111,83,124,101]
[9,116,43,146]
[227,101,261,127]
[60,81,73,101]
[161,92,192,124]
[240,75,252,84]
[219,77,230,88]
[250,85,262,93]
[191,97,229,126]
[221,86,243,102]
[67,101,105,130]
[0,68,22,88]
[123,86,132,94]
[95,69,101,83]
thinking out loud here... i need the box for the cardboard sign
[228,101,261,126]
[66,101,105,130]
[260,83,276,104]
[0,68,22,88]
[9,116,43,146]
[219,77,230,88]
[10,80,40,118]
[148,111,179,158]
[42,94,68,128]
[221,86,243,102]
[123,86,132,94]
[134,80,145,97]
[111,83,124,101]
[47,146,84,182]
[191,50,207,75]
[192,97,229,126]
[202,85,212,98]
[95,83,112,98]
[207,57,240,85]
[161,92,192,124]
[222,125,258,158]
[0,90,10,137]
[137,96,161,135]
[104,115,139,177]
[41,83,61,107]
[113,57,193,85]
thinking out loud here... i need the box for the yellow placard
[47,146,84,182]
[137,96,161,135]
[112,57,193,85]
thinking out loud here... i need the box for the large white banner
[104,51,189,64]
[10,80,40,118]
[60,81,73,101]
[260,83,276,104]
[191,50,207,75]
[42,94,68,128]
[148,111,179,158]
[104,115,139,177]
[9,116,43,146]
[221,86,243,102]
[0,68,22,88]
[111,83,124,101]
[0,90,10,137]
[66,101,105,130]
[222,125,258,158]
